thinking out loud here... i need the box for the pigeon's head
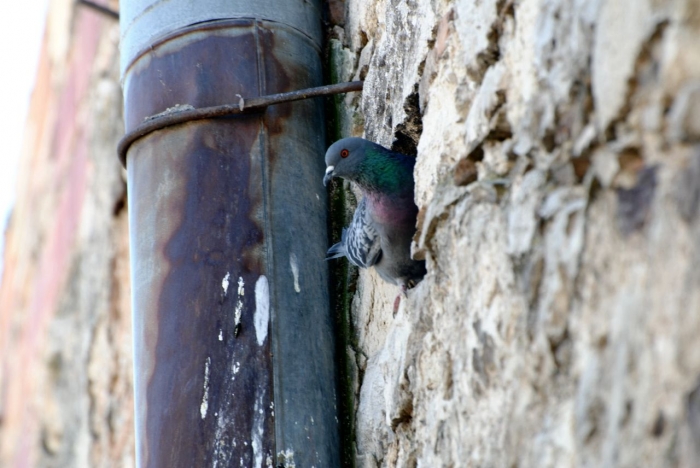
[323,137,372,186]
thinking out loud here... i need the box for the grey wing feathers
[326,198,382,268]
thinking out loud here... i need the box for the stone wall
[0,1,133,466]
[329,0,700,466]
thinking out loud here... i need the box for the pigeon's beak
[323,165,335,187]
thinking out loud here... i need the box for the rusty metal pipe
[120,2,339,466]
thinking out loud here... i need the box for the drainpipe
[119,1,338,466]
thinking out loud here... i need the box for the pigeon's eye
[340,149,350,158]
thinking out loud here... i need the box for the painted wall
[0,1,133,466]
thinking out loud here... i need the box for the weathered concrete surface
[331,0,700,466]
[0,1,133,466]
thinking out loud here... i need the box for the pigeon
[323,137,426,289]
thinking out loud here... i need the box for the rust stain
[124,22,261,131]
[125,20,277,467]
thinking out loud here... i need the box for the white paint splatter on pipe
[251,391,265,468]
[200,357,211,419]
[290,253,301,293]
[221,272,230,296]
[254,275,269,346]
[234,276,245,331]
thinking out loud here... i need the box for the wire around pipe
[117,80,364,167]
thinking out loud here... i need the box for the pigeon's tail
[326,229,349,260]
[326,241,347,260]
